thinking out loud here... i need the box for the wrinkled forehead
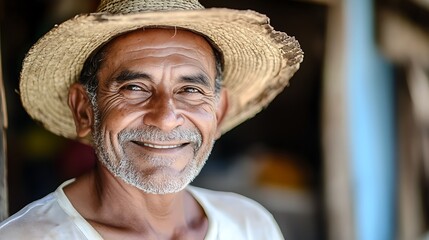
[105,28,216,57]
[97,28,218,77]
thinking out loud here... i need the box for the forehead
[104,28,215,59]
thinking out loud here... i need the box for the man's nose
[142,95,185,132]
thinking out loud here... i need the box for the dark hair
[78,44,106,104]
[79,39,224,100]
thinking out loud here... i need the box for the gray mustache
[118,126,202,149]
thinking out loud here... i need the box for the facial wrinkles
[112,63,216,113]
[128,55,212,87]
[99,35,216,105]
[96,78,127,116]
[163,52,214,87]
[97,74,153,129]
[89,29,219,194]
[91,100,214,194]
[123,33,212,55]
[92,100,125,172]
[109,33,215,77]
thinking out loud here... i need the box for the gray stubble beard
[90,102,214,194]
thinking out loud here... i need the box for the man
[0,0,303,239]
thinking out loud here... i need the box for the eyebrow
[104,70,152,88]
[180,74,212,88]
[114,70,151,83]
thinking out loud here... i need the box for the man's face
[87,29,226,194]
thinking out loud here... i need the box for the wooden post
[0,31,9,221]
[322,2,355,239]
[378,10,429,240]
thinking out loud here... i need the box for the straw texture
[19,0,303,140]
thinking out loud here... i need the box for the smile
[143,143,183,149]
[132,141,187,149]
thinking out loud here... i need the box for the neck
[64,165,207,239]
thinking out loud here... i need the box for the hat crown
[97,0,205,14]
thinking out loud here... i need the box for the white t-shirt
[0,179,284,239]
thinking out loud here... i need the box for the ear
[214,88,229,139]
[68,83,94,138]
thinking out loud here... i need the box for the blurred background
[0,0,428,240]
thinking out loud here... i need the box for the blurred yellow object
[255,153,310,192]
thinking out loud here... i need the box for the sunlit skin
[64,29,228,239]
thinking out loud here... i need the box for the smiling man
[0,0,303,239]
[73,29,224,196]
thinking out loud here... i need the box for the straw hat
[20,0,303,140]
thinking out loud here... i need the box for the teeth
[143,143,182,149]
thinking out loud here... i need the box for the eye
[182,87,201,94]
[176,86,209,102]
[123,84,143,91]
[120,84,151,100]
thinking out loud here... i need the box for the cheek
[97,96,144,131]
[176,96,218,118]
[182,104,219,137]
[95,104,143,154]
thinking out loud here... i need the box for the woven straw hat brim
[20,8,303,140]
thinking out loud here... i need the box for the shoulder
[0,192,83,239]
[187,185,284,240]
[0,193,55,237]
[188,185,270,216]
